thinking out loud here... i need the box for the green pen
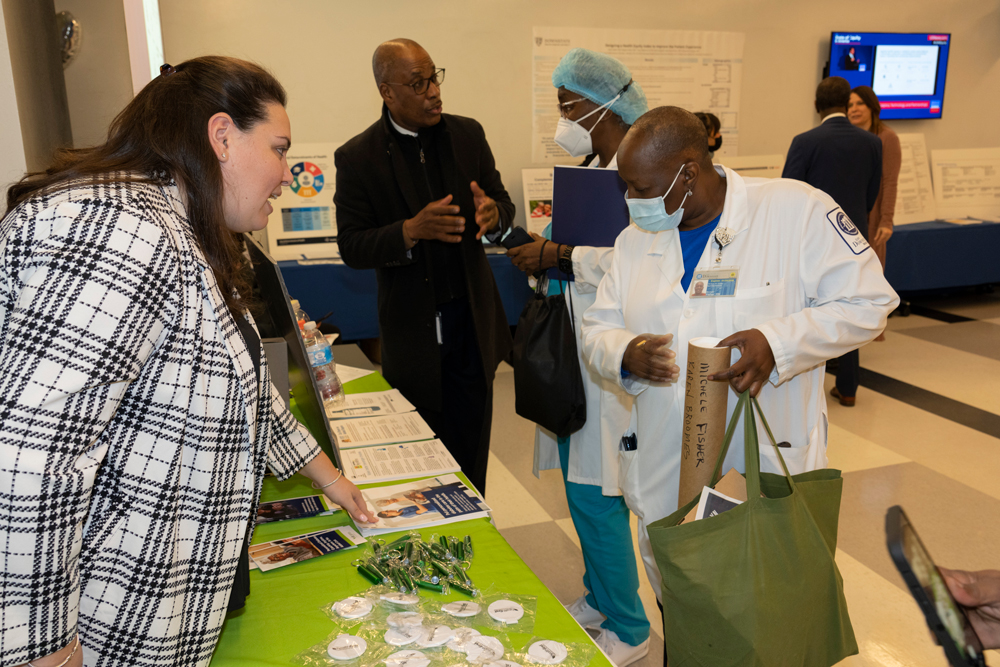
[366,559,390,582]
[357,565,381,585]
[415,579,444,593]
[449,581,478,597]
[451,563,471,585]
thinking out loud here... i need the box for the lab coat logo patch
[827,208,869,255]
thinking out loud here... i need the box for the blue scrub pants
[558,437,650,646]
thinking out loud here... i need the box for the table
[884,220,1000,292]
[209,370,608,667]
[279,253,533,341]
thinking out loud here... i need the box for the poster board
[265,142,340,260]
[532,27,745,164]
[893,133,937,225]
[931,147,1000,221]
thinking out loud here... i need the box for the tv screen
[829,32,951,120]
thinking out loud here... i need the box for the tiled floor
[482,291,1000,667]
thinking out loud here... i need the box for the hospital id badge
[689,267,739,298]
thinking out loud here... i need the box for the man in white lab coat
[581,106,898,605]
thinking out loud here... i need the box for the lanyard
[713,227,736,265]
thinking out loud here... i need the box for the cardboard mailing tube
[678,337,733,507]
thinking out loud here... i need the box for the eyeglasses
[557,97,588,118]
[387,68,445,96]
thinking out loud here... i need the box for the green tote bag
[647,392,858,667]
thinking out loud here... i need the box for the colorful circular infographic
[290,161,324,197]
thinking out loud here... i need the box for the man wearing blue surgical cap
[507,48,650,667]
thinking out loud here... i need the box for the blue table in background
[883,220,1000,293]
[279,252,532,340]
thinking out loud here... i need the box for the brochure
[255,494,339,525]
[342,440,461,484]
[248,526,366,572]
[331,413,436,449]
[358,474,491,536]
[681,468,749,525]
[694,487,744,520]
[326,389,416,419]
[336,364,377,384]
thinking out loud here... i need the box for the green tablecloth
[209,371,609,667]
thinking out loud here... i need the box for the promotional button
[387,612,423,628]
[526,641,568,665]
[327,635,367,661]
[447,627,482,653]
[487,600,524,624]
[385,626,423,647]
[381,592,420,606]
[442,601,480,618]
[333,597,373,619]
[385,650,430,667]
[415,624,454,648]
[465,636,505,663]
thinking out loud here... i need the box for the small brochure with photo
[249,526,366,572]
[695,487,744,521]
[254,494,339,525]
[681,468,749,525]
[358,474,491,536]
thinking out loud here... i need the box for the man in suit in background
[783,76,882,407]
[335,38,515,492]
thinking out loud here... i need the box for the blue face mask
[624,163,691,232]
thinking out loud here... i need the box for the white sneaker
[592,628,649,667]
[564,594,605,629]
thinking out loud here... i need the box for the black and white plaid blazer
[0,179,320,666]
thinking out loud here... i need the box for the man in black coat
[335,38,514,493]
[782,76,882,407]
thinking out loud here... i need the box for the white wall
[158,0,1000,229]
[55,0,134,148]
[0,3,26,199]
[2,0,72,172]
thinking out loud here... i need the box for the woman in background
[849,86,900,269]
[849,85,900,340]
[0,56,371,667]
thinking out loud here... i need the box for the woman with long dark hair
[848,85,901,270]
[0,56,371,667]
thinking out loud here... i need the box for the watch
[557,244,575,275]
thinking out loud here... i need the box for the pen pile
[354,532,478,597]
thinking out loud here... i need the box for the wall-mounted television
[828,32,951,120]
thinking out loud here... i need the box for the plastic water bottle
[291,299,309,332]
[303,321,345,412]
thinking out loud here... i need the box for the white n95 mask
[553,92,623,157]
[624,163,691,232]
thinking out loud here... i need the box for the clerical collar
[388,113,418,137]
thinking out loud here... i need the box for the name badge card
[689,267,740,298]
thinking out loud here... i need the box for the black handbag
[511,276,587,438]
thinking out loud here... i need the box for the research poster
[893,134,937,225]
[265,142,340,261]
[931,147,1000,221]
[532,27,745,164]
